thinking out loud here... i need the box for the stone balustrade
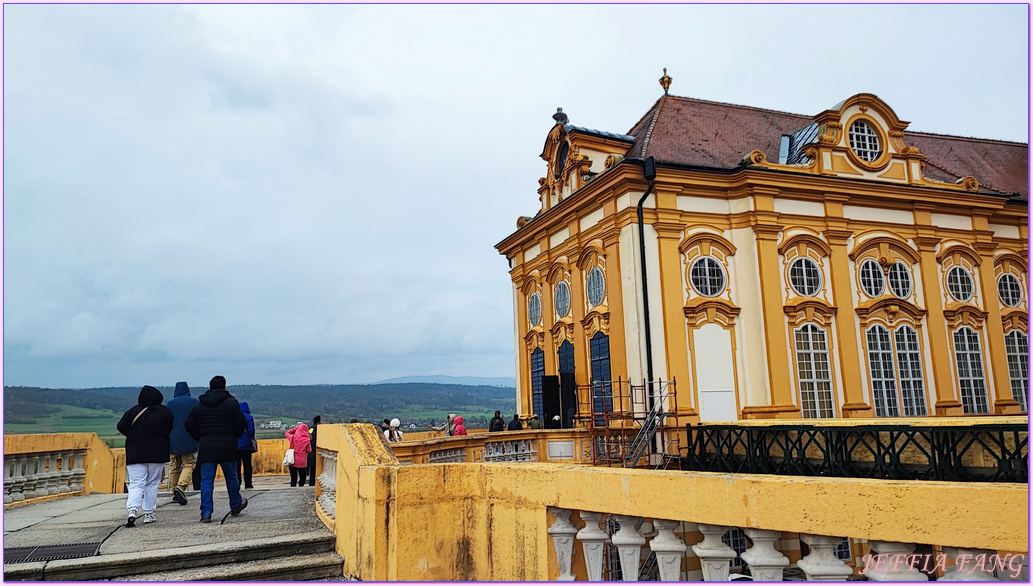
[483,438,537,462]
[545,508,1029,581]
[4,450,86,503]
[316,448,337,519]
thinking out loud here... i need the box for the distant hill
[372,375,516,388]
[4,382,516,430]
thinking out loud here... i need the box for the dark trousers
[289,466,307,487]
[237,450,253,488]
[192,464,202,490]
[307,458,316,486]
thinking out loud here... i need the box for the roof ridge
[663,94,813,121]
[636,95,667,158]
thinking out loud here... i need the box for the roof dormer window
[554,142,569,179]
[848,120,882,162]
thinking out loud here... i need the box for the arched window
[589,332,612,425]
[887,261,913,299]
[554,281,571,318]
[530,348,545,419]
[946,267,975,303]
[794,324,835,418]
[866,325,928,417]
[558,340,575,374]
[789,257,823,297]
[690,256,727,297]
[952,327,989,414]
[586,267,605,307]
[1005,330,1029,412]
[859,259,886,298]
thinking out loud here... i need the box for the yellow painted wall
[325,424,1028,581]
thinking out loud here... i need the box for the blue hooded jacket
[237,401,256,451]
[166,382,199,454]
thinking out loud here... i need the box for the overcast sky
[3,4,1028,389]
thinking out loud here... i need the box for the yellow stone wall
[323,424,1028,581]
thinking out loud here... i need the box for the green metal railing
[682,422,1028,483]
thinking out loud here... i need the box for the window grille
[888,261,913,299]
[528,292,542,326]
[895,326,928,416]
[586,267,605,307]
[946,267,975,302]
[789,258,822,297]
[554,281,570,318]
[848,120,882,162]
[867,326,899,417]
[859,259,885,298]
[722,528,748,571]
[795,324,835,418]
[1005,331,1029,412]
[953,327,989,414]
[834,538,852,561]
[690,256,726,297]
[998,273,1024,307]
[530,349,545,419]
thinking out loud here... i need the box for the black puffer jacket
[117,386,174,465]
[185,389,247,463]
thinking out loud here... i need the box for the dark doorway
[558,340,577,428]
[542,375,561,428]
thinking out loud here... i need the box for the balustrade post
[69,451,86,492]
[43,452,61,494]
[55,452,72,493]
[576,511,609,581]
[4,458,13,504]
[24,454,45,499]
[863,541,928,581]
[650,519,687,581]
[547,508,580,581]
[797,534,853,581]
[939,547,1000,581]
[10,456,27,501]
[611,515,645,581]
[741,529,789,581]
[317,449,337,518]
[691,524,735,581]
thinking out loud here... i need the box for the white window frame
[554,281,570,318]
[997,273,1024,308]
[690,256,727,297]
[848,120,882,162]
[894,326,928,416]
[789,257,823,297]
[888,261,913,299]
[794,324,835,418]
[586,267,605,308]
[859,259,886,298]
[953,326,989,414]
[867,325,899,417]
[1005,330,1029,412]
[528,292,542,327]
[946,266,975,303]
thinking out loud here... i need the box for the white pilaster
[797,534,853,581]
[576,511,609,582]
[691,524,735,581]
[741,528,789,581]
[547,508,580,581]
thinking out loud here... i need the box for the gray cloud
[3,4,1027,387]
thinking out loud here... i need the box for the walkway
[3,475,339,580]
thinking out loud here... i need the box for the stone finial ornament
[553,107,568,125]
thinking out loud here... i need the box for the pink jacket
[285,424,311,468]
[453,416,468,436]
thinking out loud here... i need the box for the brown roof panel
[623,95,1028,197]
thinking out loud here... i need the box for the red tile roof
[624,95,1028,198]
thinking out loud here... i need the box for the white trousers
[126,463,164,514]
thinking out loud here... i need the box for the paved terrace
[3,475,340,580]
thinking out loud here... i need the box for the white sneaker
[143,513,156,524]
[126,509,139,528]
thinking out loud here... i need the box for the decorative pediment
[943,303,988,329]
[550,319,575,344]
[855,298,927,326]
[684,298,740,328]
[784,299,837,326]
[581,309,609,337]
[523,328,545,350]
[744,93,980,193]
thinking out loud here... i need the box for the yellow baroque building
[496,91,1029,428]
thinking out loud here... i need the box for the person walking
[384,418,404,442]
[489,411,505,432]
[236,401,256,490]
[453,415,468,436]
[185,375,248,523]
[306,415,320,487]
[166,381,199,506]
[116,385,174,527]
[507,413,523,431]
[285,423,312,487]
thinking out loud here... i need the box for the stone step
[5,531,338,581]
[113,551,344,581]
